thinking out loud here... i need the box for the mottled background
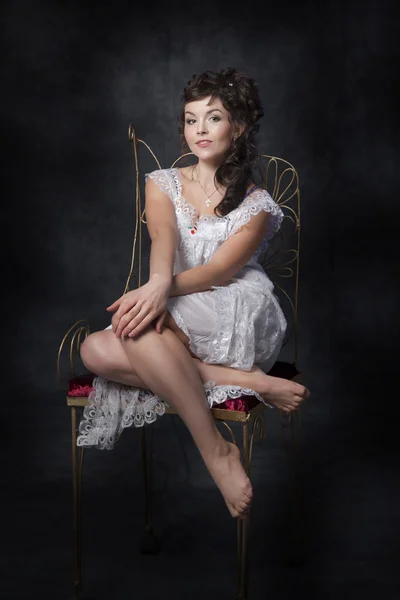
[3,0,398,598]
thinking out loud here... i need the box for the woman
[78,68,310,520]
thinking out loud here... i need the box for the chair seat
[67,361,300,413]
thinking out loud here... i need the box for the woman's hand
[106,276,171,339]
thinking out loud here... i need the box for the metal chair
[57,124,305,599]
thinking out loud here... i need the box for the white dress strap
[229,189,284,242]
[144,169,175,203]
[168,168,182,202]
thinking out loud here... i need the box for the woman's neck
[195,159,221,188]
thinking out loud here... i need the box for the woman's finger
[115,305,142,337]
[155,310,167,333]
[115,303,128,319]
[121,307,151,338]
[111,311,122,332]
[115,292,140,319]
[114,301,136,326]
[110,290,137,317]
[127,311,156,338]
[106,297,122,311]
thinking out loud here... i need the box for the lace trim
[147,169,283,243]
[230,189,284,242]
[208,276,286,370]
[206,284,259,369]
[174,196,199,222]
[170,169,283,261]
[169,168,181,203]
[207,285,235,365]
[168,303,190,337]
[77,377,166,450]
[77,376,274,450]
[170,168,214,224]
[205,384,273,409]
[170,168,230,225]
[145,170,173,201]
[196,379,273,410]
[167,303,202,359]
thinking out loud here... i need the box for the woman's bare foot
[254,371,310,413]
[201,439,253,519]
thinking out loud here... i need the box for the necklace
[191,165,218,207]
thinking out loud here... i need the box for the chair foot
[140,528,162,554]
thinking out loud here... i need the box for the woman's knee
[80,331,112,372]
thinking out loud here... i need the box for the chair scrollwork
[57,319,91,391]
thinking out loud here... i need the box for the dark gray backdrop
[3,0,398,598]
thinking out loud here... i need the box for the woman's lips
[196,141,212,147]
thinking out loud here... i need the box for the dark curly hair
[177,67,264,217]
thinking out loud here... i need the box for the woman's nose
[197,124,208,135]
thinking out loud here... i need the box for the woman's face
[184,95,237,162]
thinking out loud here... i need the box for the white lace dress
[77,168,287,450]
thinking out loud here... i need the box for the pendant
[205,198,212,206]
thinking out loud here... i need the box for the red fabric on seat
[67,374,95,397]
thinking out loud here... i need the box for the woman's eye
[185,116,221,125]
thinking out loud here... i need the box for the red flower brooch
[188,225,198,235]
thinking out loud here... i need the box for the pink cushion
[67,374,96,397]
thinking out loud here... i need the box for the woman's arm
[169,210,270,297]
[145,177,178,286]
[169,263,220,296]
[106,177,178,338]
[149,235,176,287]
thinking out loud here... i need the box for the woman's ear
[234,124,246,139]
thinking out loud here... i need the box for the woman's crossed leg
[80,317,309,518]
[80,324,252,520]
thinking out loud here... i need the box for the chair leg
[139,426,161,554]
[281,409,304,564]
[237,420,251,600]
[71,407,84,597]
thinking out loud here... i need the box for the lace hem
[77,377,274,450]
[77,377,166,450]
[76,376,274,450]
[206,383,273,409]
